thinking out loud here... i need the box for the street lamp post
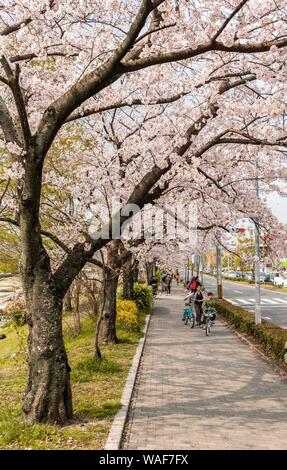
[216,245,223,299]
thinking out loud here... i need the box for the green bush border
[216,299,287,369]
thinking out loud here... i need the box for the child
[202,292,216,323]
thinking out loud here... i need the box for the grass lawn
[0,308,147,450]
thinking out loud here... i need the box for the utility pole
[216,245,223,299]
[196,253,200,277]
[200,255,204,285]
[254,167,261,324]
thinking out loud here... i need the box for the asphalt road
[202,275,287,329]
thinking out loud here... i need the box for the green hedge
[132,283,153,310]
[117,283,153,310]
[216,299,287,368]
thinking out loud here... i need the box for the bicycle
[182,306,195,328]
[201,308,216,336]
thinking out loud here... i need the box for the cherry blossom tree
[0,0,287,425]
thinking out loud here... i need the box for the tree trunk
[123,254,134,300]
[133,261,139,283]
[145,262,153,283]
[72,278,81,335]
[63,289,72,312]
[98,267,119,343]
[22,263,72,425]
[20,153,72,425]
[97,241,120,344]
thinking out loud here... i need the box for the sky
[267,192,287,224]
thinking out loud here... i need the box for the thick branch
[0,97,21,144]
[35,0,156,156]
[121,37,287,73]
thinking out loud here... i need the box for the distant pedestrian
[165,273,172,294]
[161,274,167,293]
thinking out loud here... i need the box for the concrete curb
[104,313,151,450]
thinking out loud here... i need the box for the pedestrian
[189,276,200,293]
[161,273,167,294]
[165,273,172,294]
[149,275,158,297]
[194,285,204,325]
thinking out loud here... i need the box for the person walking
[165,273,172,294]
[194,285,204,325]
[188,276,200,293]
[149,275,158,297]
[161,273,167,294]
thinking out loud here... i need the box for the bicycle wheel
[184,316,189,325]
[206,319,211,336]
[190,316,195,328]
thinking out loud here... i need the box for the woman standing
[194,285,204,325]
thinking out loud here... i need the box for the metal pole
[200,255,204,285]
[254,168,261,324]
[216,245,223,299]
[196,254,200,277]
[227,254,230,276]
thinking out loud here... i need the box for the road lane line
[272,297,287,304]
[261,299,277,304]
[234,298,254,305]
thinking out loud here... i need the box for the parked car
[227,271,239,278]
[260,273,274,283]
[243,272,253,281]
[260,272,268,283]
[265,273,275,284]
[274,273,287,287]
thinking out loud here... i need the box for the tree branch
[211,0,250,43]
[0,96,22,145]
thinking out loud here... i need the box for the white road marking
[271,297,287,304]
[228,297,287,306]
[234,298,253,305]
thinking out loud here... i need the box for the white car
[274,273,287,288]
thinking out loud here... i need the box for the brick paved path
[122,287,287,450]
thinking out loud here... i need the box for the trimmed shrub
[117,282,153,310]
[132,283,153,310]
[116,300,139,332]
[216,299,287,368]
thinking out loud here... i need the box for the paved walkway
[122,287,287,450]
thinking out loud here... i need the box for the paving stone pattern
[122,287,287,450]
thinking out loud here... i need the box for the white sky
[267,192,287,224]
